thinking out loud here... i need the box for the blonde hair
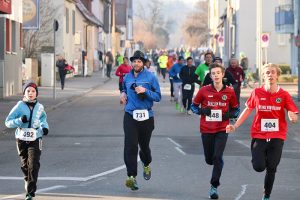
[262,63,282,76]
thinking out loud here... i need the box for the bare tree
[181,1,209,47]
[23,0,58,59]
[134,0,169,49]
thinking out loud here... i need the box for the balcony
[275,4,294,34]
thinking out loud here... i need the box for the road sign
[218,36,224,47]
[261,33,270,48]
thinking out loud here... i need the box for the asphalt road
[0,80,299,200]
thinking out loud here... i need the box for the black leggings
[201,132,228,188]
[182,87,194,110]
[17,139,42,196]
[251,138,284,197]
[123,112,154,177]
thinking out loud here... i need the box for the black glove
[223,112,230,120]
[21,115,28,123]
[200,108,211,116]
[42,128,49,136]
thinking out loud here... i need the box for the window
[66,8,69,34]
[278,34,286,46]
[72,10,75,35]
[6,18,10,52]
[11,21,16,52]
[20,23,23,48]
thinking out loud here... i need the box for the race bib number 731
[133,110,149,121]
[261,119,279,132]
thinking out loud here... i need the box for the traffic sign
[218,36,224,47]
[261,33,270,48]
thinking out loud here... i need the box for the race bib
[261,119,279,132]
[206,110,222,122]
[133,110,149,121]
[16,128,37,141]
[183,84,192,90]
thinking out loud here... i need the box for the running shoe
[175,102,180,110]
[25,194,32,200]
[125,176,139,190]
[209,185,219,199]
[187,110,192,115]
[262,196,270,200]
[143,165,151,180]
[180,107,185,113]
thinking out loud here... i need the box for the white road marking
[175,147,186,156]
[235,140,250,148]
[0,185,66,200]
[167,137,182,148]
[234,184,247,200]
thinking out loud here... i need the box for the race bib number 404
[16,128,37,141]
[133,110,149,121]
[261,119,279,132]
[206,110,222,122]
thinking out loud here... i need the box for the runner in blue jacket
[120,50,161,190]
[5,81,49,200]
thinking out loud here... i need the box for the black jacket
[179,65,201,85]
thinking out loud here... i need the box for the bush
[278,75,297,82]
[278,64,290,74]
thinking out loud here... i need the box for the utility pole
[256,0,262,84]
[53,19,59,100]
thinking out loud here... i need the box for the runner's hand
[42,128,49,136]
[226,125,235,133]
[120,92,127,104]
[21,115,28,123]
[288,111,298,123]
[135,86,146,94]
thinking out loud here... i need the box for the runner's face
[132,59,144,73]
[205,54,213,64]
[263,67,278,84]
[187,59,193,67]
[24,87,37,101]
[210,67,224,84]
[124,58,128,65]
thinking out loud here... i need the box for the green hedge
[278,64,290,74]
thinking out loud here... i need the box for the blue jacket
[168,63,183,83]
[123,69,161,117]
[5,101,49,139]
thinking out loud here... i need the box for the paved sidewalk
[0,71,110,133]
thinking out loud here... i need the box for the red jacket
[115,64,131,83]
[226,66,245,86]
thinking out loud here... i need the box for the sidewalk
[0,71,110,133]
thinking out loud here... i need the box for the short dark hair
[209,63,225,73]
[205,52,213,58]
[186,57,193,62]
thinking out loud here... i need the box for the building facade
[0,0,23,98]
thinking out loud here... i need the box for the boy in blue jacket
[5,81,49,200]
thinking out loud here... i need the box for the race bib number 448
[133,110,149,121]
[16,128,37,141]
[261,119,279,132]
[206,110,222,122]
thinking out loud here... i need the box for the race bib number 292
[16,128,37,141]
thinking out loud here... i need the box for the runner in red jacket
[191,63,239,199]
[115,57,131,93]
[226,63,298,200]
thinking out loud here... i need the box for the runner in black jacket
[179,57,201,114]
